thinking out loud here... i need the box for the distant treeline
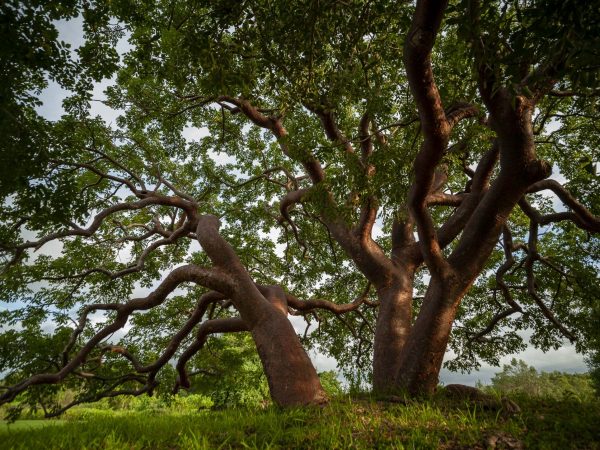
[478,359,596,401]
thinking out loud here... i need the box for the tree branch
[523,220,577,342]
[279,189,309,255]
[285,283,376,314]
[526,179,600,232]
[0,264,227,405]
[470,226,524,343]
[404,0,452,277]
[174,317,248,391]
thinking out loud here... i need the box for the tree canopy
[1,0,599,415]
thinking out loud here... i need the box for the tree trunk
[372,267,415,392]
[395,276,463,395]
[251,303,328,407]
[196,216,327,407]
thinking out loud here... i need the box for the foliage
[184,333,270,409]
[585,303,600,397]
[587,351,600,397]
[0,0,124,195]
[317,371,344,397]
[480,358,595,401]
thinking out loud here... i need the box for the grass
[0,419,66,432]
[1,394,599,449]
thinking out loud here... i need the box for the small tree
[489,359,542,396]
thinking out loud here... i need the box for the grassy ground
[1,395,598,449]
[0,419,66,432]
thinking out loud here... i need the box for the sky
[3,15,590,388]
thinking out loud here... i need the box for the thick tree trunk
[251,305,328,407]
[196,216,327,407]
[391,162,548,396]
[372,267,415,392]
[395,276,464,395]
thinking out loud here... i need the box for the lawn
[0,419,66,432]
[0,395,598,449]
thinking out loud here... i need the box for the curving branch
[359,112,373,162]
[354,197,379,243]
[174,317,248,391]
[426,192,467,207]
[50,159,140,195]
[1,192,198,267]
[470,226,524,343]
[43,222,194,283]
[279,189,309,255]
[84,146,147,192]
[445,102,479,128]
[285,283,376,315]
[1,199,154,257]
[228,166,303,191]
[431,142,499,254]
[526,179,600,232]
[218,96,326,184]
[158,177,198,203]
[195,214,279,327]
[306,105,355,155]
[523,220,577,342]
[61,303,122,367]
[404,0,452,277]
[44,375,149,418]
[0,264,229,405]
[354,111,379,244]
[99,291,226,376]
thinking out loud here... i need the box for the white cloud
[182,125,210,143]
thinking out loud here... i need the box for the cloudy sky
[9,16,589,387]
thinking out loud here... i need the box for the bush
[319,371,344,397]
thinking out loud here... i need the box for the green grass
[0,419,66,432]
[1,395,598,449]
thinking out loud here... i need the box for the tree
[1,0,599,414]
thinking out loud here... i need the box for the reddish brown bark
[251,306,328,406]
[372,268,415,392]
[396,277,460,394]
[195,216,327,407]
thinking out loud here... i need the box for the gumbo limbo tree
[1,0,599,413]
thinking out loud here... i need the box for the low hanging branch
[99,291,227,375]
[0,264,229,405]
[174,317,248,392]
[44,375,149,418]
